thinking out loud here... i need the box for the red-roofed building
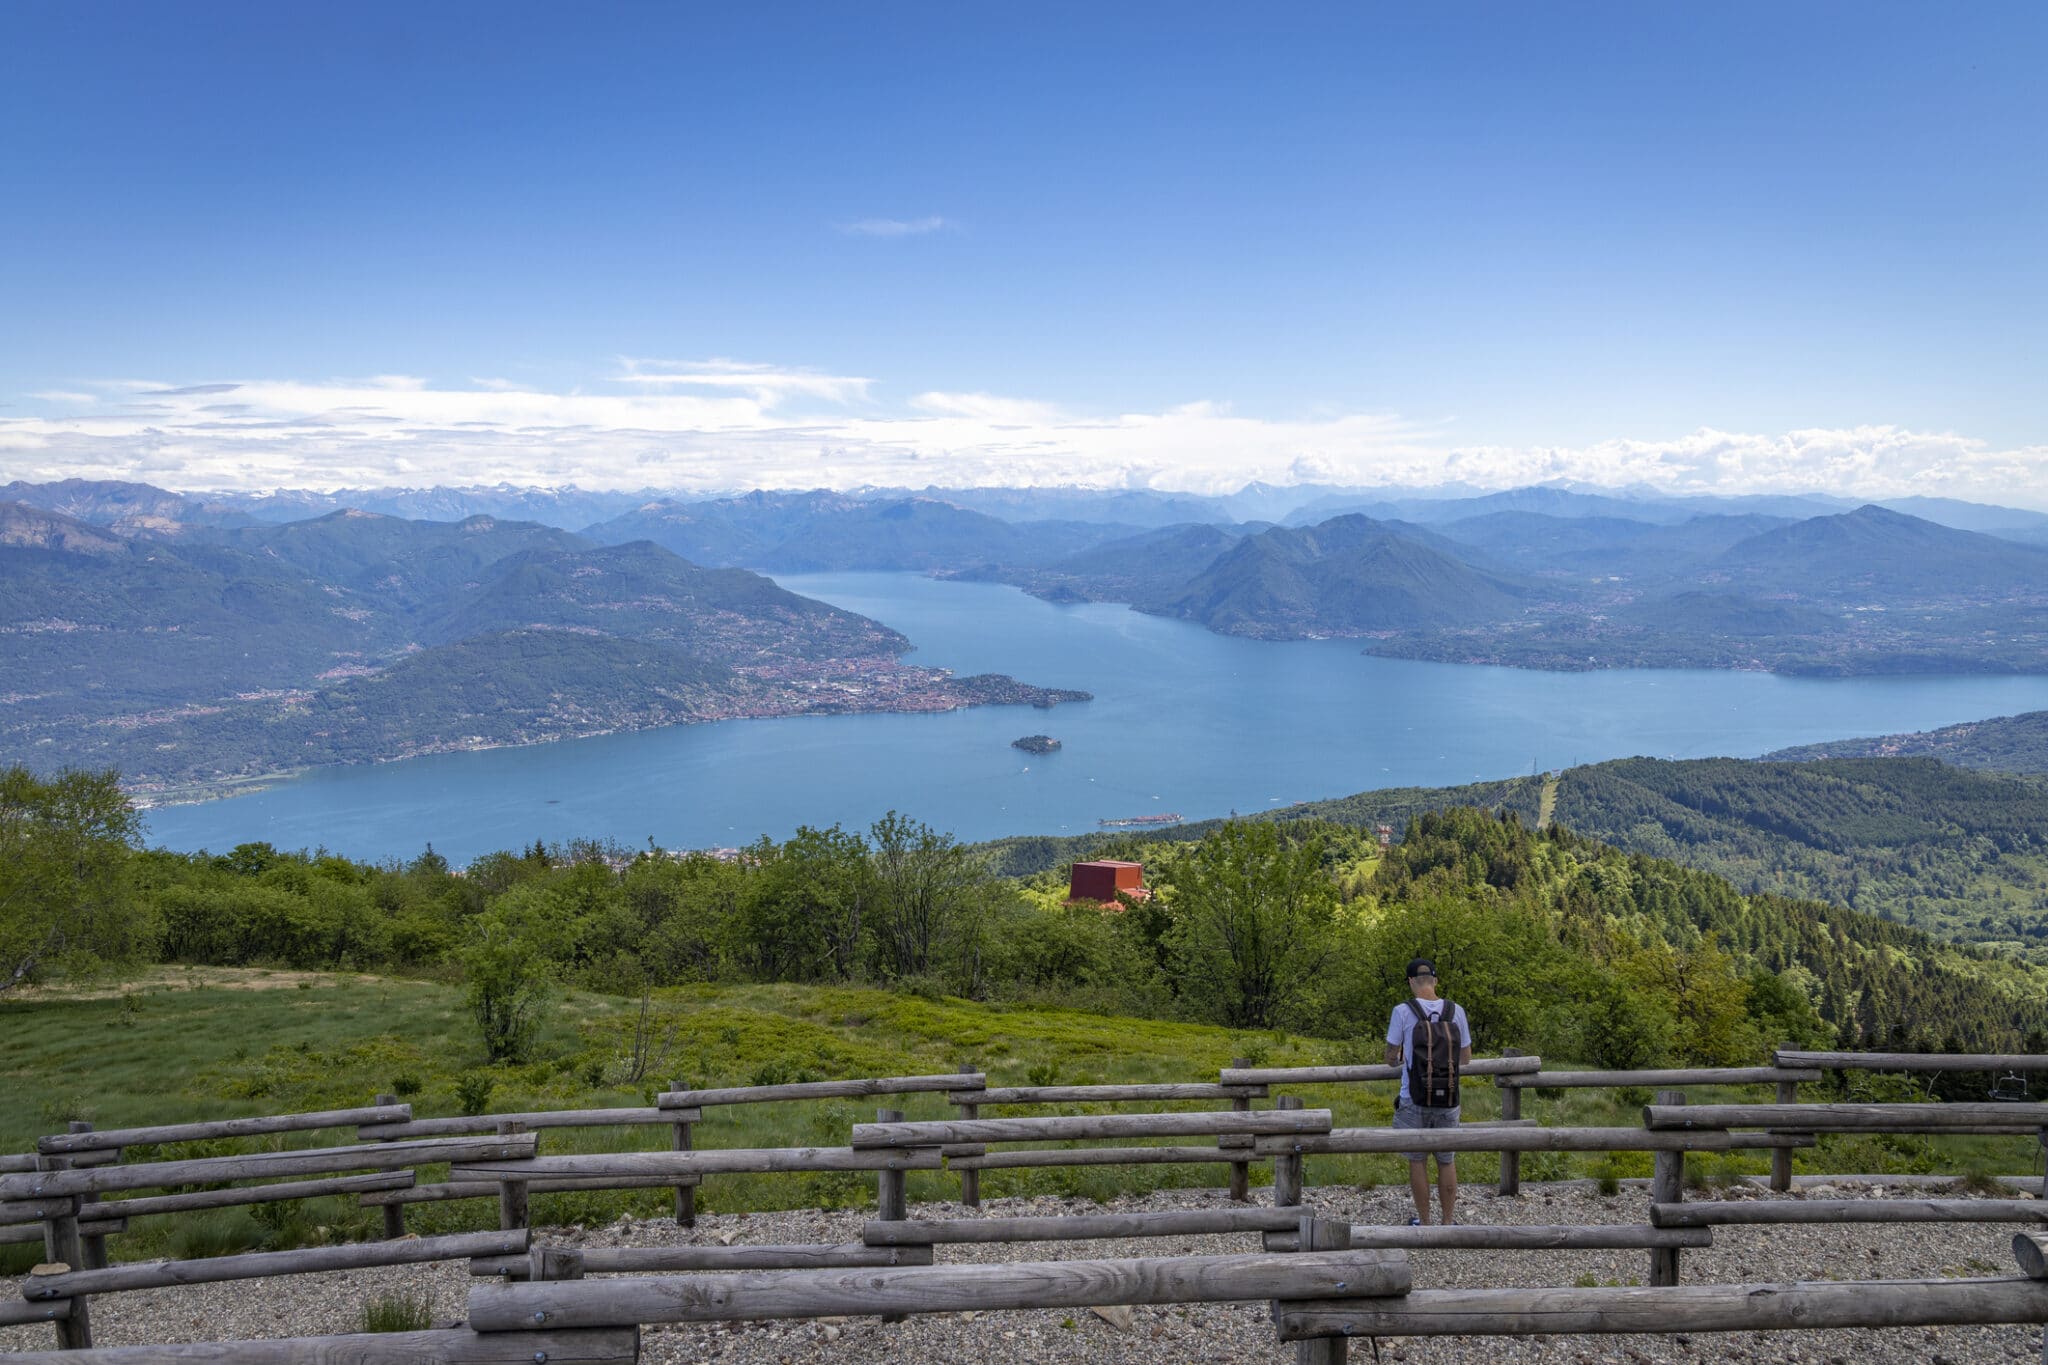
[1067,859,1149,907]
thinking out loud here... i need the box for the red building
[1067,859,1149,907]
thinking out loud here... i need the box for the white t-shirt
[1385,997,1471,1106]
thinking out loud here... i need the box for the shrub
[454,1071,495,1116]
[390,1073,424,1098]
[362,1290,434,1333]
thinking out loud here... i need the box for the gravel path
[4,1182,2043,1363]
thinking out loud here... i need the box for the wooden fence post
[955,1064,981,1209]
[1496,1049,1523,1197]
[1771,1046,1797,1193]
[1228,1057,1253,1203]
[876,1108,908,1324]
[65,1123,108,1271]
[668,1079,696,1228]
[372,1094,407,1240]
[496,1121,529,1233]
[1649,1089,1686,1287]
[1295,1214,1352,1365]
[1274,1096,1305,1208]
[37,1156,92,1350]
[529,1245,586,1283]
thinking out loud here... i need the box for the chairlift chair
[1989,1070,2030,1103]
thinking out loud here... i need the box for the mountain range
[11,475,2048,800]
[0,497,1086,797]
[992,502,2048,674]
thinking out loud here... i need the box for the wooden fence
[6,1049,2047,1359]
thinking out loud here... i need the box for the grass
[6,967,2043,1262]
[362,1290,435,1333]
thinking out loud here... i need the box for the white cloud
[614,357,871,404]
[837,216,953,237]
[27,391,97,404]
[1,368,2044,508]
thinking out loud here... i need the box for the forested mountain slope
[981,753,2048,965]
[1768,709,2048,776]
[1,505,1087,796]
[1543,757,2048,962]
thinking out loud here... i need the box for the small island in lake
[1012,734,1062,754]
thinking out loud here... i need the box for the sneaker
[1406,1217,1423,1226]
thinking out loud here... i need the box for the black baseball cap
[1406,958,1437,979]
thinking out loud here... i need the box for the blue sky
[3,3,2043,500]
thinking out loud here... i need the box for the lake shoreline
[140,574,2048,863]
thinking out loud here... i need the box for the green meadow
[5,969,2039,1270]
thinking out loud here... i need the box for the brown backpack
[1405,998,1461,1108]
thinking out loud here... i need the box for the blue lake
[146,573,2048,863]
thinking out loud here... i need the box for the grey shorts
[1394,1102,1460,1164]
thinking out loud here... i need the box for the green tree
[737,825,875,983]
[869,812,994,990]
[0,766,146,993]
[462,900,556,1063]
[1164,822,1338,1030]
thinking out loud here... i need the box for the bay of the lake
[146,572,2048,863]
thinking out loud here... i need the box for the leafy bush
[454,1071,495,1116]
[390,1073,423,1098]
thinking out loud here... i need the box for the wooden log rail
[864,1206,1307,1244]
[0,1299,74,1329]
[1323,1225,1711,1251]
[1498,1067,1822,1089]
[1275,1276,2048,1340]
[1644,1101,2048,1132]
[20,1228,530,1300]
[1254,1126,1815,1155]
[0,1171,416,1230]
[466,1249,1410,1329]
[0,1219,126,1248]
[472,1242,933,1277]
[2019,1230,2048,1279]
[858,1208,1709,1251]
[0,1134,538,1200]
[0,1328,639,1363]
[33,1104,412,1155]
[356,1105,702,1141]
[946,1144,1259,1171]
[1652,1198,2048,1227]
[1219,1056,1540,1087]
[1778,1050,2048,1072]
[657,1073,985,1108]
[362,1173,700,1206]
[849,1107,1332,1147]
[447,1147,945,1186]
[953,1082,1269,1105]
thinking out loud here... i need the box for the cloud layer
[3,366,2044,506]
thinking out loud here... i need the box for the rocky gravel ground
[3,1181,2043,1363]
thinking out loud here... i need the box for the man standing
[1384,958,1472,1226]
